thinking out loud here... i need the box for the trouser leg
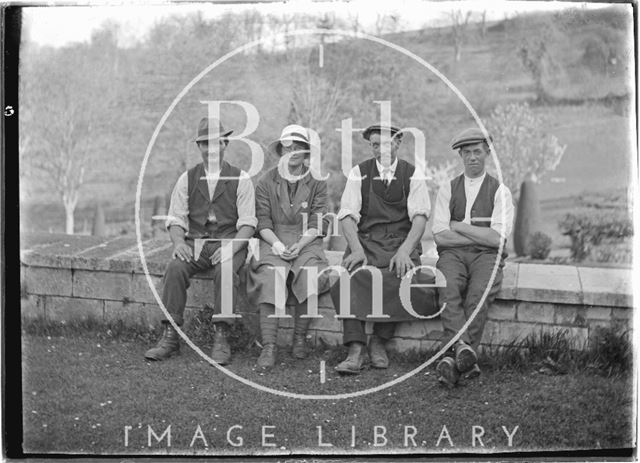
[342,319,367,346]
[463,251,504,352]
[373,322,396,341]
[211,248,248,326]
[161,243,213,326]
[436,248,471,349]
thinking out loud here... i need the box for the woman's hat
[268,124,317,156]
[193,117,234,142]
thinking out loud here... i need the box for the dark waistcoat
[186,161,240,239]
[449,173,500,227]
[357,157,415,236]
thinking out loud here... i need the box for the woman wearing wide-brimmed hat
[246,124,333,369]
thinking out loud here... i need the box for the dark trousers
[436,246,504,352]
[342,320,397,346]
[161,241,247,326]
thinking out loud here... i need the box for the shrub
[527,231,552,259]
[481,327,632,376]
[559,210,633,261]
[586,327,632,377]
[485,102,566,199]
[513,178,541,256]
[592,240,633,265]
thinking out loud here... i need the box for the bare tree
[242,10,265,53]
[450,9,472,62]
[374,13,388,36]
[480,10,488,38]
[347,12,361,34]
[316,13,334,47]
[21,31,118,234]
[387,13,401,34]
[287,65,342,131]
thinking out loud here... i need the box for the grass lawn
[20,332,634,456]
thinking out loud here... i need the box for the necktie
[380,168,392,187]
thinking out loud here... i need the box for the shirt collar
[464,170,486,184]
[376,157,398,174]
[202,162,222,178]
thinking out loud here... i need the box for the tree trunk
[92,203,107,237]
[64,203,75,234]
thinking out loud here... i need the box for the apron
[330,167,439,322]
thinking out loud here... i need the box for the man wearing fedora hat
[331,124,438,374]
[431,127,514,387]
[144,117,257,364]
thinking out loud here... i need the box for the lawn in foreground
[21,333,633,455]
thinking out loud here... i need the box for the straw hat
[268,124,317,156]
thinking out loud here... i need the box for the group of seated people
[144,116,514,388]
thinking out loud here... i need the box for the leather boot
[335,342,366,375]
[369,335,389,369]
[257,343,277,369]
[144,324,180,361]
[292,316,311,359]
[455,340,478,374]
[210,323,232,365]
[436,356,460,388]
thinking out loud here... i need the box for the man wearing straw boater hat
[331,124,438,374]
[431,127,514,387]
[144,117,257,364]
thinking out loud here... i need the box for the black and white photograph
[6,0,637,458]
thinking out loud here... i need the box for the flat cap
[362,124,403,141]
[451,127,492,150]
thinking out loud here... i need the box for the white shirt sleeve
[337,165,363,222]
[236,170,258,230]
[491,184,514,239]
[431,181,452,235]
[165,171,189,232]
[407,173,431,221]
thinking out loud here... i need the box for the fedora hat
[268,124,317,156]
[362,124,403,141]
[193,117,233,143]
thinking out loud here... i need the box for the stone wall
[21,233,633,352]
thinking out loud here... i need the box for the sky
[22,0,609,48]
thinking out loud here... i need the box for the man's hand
[210,244,234,265]
[342,248,367,272]
[173,242,193,262]
[282,242,302,261]
[389,248,414,278]
[450,220,462,232]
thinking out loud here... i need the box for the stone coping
[20,233,634,308]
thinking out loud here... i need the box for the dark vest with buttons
[447,172,508,257]
[186,161,240,239]
[449,173,500,226]
[358,158,414,235]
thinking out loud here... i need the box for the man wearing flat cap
[431,127,514,386]
[331,124,438,374]
[144,117,257,364]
